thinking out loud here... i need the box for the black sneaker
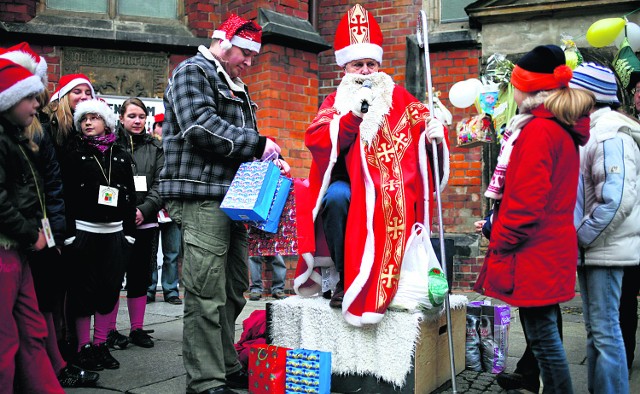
[165,296,183,305]
[225,368,248,389]
[106,329,129,350]
[129,328,154,348]
[94,343,120,369]
[75,344,103,372]
[58,364,99,388]
[272,290,287,300]
[249,291,262,301]
[496,372,540,393]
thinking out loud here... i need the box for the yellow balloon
[587,18,626,47]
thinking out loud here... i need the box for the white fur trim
[212,30,260,52]
[292,252,324,296]
[73,99,117,131]
[50,77,95,103]
[335,43,383,67]
[340,139,377,326]
[0,51,47,85]
[0,74,43,112]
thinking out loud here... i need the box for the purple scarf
[81,133,116,154]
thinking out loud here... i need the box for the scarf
[81,132,117,154]
[485,113,534,200]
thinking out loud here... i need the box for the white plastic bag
[390,222,447,311]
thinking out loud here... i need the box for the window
[47,0,177,19]
[441,0,475,23]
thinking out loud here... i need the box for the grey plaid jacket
[159,46,265,201]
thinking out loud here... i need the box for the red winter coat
[474,105,590,307]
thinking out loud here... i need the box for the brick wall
[0,0,37,23]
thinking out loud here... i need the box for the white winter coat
[574,107,640,266]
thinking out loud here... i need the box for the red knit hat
[212,14,262,53]
[0,42,48,85]
[0,58,44,112]
[511,45,573,93]
[334,4,383,67]
[154,113,164,124]
[49,73,96,103]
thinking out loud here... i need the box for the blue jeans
[148,220,181,300]
[578,265,628,394]
[320,180,350,275]
[249,255,286,293]
[519,304,573,394]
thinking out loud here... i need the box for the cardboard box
[414,306,466,393]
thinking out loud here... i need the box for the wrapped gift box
[221,161,280,221]
[251,176,292,234]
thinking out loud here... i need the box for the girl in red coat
[474,45,595,393]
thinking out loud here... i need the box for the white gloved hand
[261,138,282,161]
[352,86,374,118]
[426,116,445,144]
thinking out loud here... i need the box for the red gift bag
[248,178,300,256]
[248,344,290,394]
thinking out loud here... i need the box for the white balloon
[615,22,640,51]
[449,80,478,108]
[466,78,484,94]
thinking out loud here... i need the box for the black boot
[330,275,344,309]
[75,344,103,371]
[58,364,100,387]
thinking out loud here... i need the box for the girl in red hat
[475,45,595,393]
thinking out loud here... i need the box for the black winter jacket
[63,136,136,237]
[0,118,44,249]
[33,120,66,246]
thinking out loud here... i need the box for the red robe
[294,73,449,326]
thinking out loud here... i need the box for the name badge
[134,175,148,192]
[41,218,56,248]
[98,185,119,207]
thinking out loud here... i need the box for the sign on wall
[101,95,165,133]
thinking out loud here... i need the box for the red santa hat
[334,4,383,67]
[153,113,164,124]
[49,73,96,103]
[0,58,44,112]
[211,14,262,53]
[0,42,48,86]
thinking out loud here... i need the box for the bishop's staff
[417,9,458,393]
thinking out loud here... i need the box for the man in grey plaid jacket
[159,13,288,394]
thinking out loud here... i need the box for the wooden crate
[414,306,466,393]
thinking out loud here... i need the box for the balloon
[586,18,626,47]
[466,78,484,94]
[449,79,479,108]
[615,22,640,52]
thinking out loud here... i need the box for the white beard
[333,72,395,146]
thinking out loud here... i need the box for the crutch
[417,9,458,393]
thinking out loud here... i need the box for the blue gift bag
[221,161,281,221]
[285,349,331,394]
[251,176,292,233]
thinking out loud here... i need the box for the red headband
[511,64,573,92]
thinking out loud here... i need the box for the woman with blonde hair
[474,45,595,393]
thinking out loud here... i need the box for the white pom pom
[220,39,232,51]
